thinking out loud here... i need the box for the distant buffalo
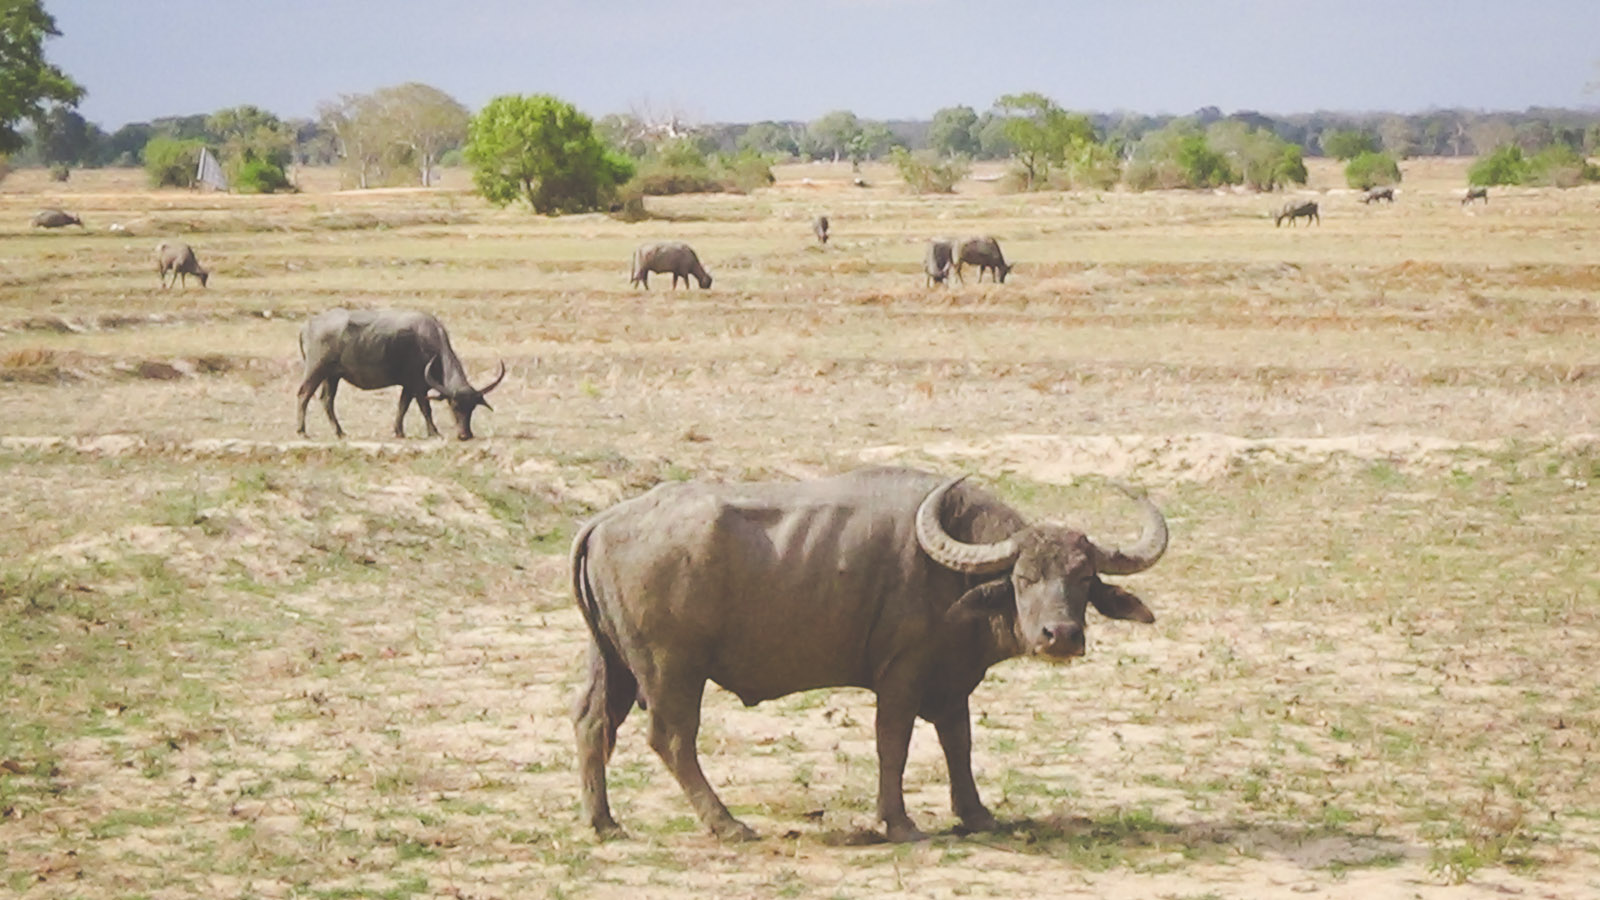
[630,241,712,290]
[31,208,83,229]
[923,239,953,287]
[1362,187,1395,204]
[296,308,505,441]
[156,242,209,289]
[1462,187,1488,205]
[813,215,830,244]
[1274,201,1319,227]
[952,236,1012,283]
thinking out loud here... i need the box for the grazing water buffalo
[631,241,712,289]
[1275,200,1319,227]
[952,236,1012,283]
[1463,187,1488,205]
[571,466,1168,843]
[924,239,954,286]
[156,242,209,288]
[31,208,83,229]
[813,215,830,244]
[1362,187,1395,204]
[295,308,505,441]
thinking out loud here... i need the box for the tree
[34,105,93,167]
[737,121,799,157]
[1207,121,1306,191]
[807,110,860,162]
[1321,128,1379,160]
[376,83,469,185]
[928,106,980,158]
[206,104,294,192]
[0,0,84,155]
[465,94,634,214]
[1468,145,1527,186]
[994,93,1098,189]
[1344,151,1402,189]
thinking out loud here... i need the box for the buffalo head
[916,477,1165,660]
[425,358,506,440]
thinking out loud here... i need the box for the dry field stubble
[1,159,1598,898]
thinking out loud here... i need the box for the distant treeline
[14,102,1600,172]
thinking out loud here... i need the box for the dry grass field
[1,157,1598,899]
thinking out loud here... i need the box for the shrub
[716,149,775,193]
[889,147,970,193]
[1468,145,1528,187]
[144,136,204,188]
[1524,144,1600,188]
[231,155,292,193]
[48,163,69,182]
[1344,151,1402,189]
[1176,134,1236,188]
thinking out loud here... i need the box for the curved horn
[915,476,1020,575]
[423,356,447,395]
[1090,482,1169,576]
[477,360,507,395]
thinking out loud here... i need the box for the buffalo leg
[874,684,927,842]
[296,368,340,437]
[319,378,345,438]
[932,702,997,832]
[574,641,639,838]
[415,395,442,438]
[646,673,756,841]
[394,389,412,438]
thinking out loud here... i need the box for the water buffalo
[631,241,712,289]
[813,215,830,244]
[31,208,83,229]
[1274,200,1319,227]
[156,242,209,288]
[1463,187,1488,205]
[924,238,953,286]
[1361,187,1395,204]
[295,308,505,441]
[951,236,1012,283]
[571,466,1168,843]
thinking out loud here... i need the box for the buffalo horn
[1089,482,1169,575]
[915,476,1020,575]
[423,355,448,396]
[478,360,507,395]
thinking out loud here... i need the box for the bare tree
[316,83,468,188]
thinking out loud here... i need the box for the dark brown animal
[156,242,209,288]
[924,238,953,286]
[571,466,1167,843]
[951,236,1012,283]
[631,241,712,289]
[1275,200,1319,227]
[1361,187,1395,204]
[31,208,83,229]
[813,215,830,244]
[1463,187,1488,205]
[295,308,505,441]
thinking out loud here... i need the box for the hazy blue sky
[49,0,1600,128]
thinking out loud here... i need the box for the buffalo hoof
[885,821,929,843]
[593,821,628,842]
[712,819,759,843]
[954,809,999,834]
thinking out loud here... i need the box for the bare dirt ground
[1,159,1598,899]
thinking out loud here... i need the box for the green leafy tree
[1207,121,1306,190]
[34,105,92,167]
[994,92,1098,190]
[207,104,294,190]
[807,110,861,162]
[0,0,84,156]
[1468,145,1527,186]
[465,94,634,214]
[1175,132,1235,188]
[737,121,799,157]
[1344,151,1402,189]
[1321,128,1380,160]
[928,106,980,158]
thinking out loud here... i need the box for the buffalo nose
[1041,623,1085,658]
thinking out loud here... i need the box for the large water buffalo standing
[295,308,505,441]
[630,241,712,289]
[813,215,830,244]
[31,208,83,229]
[156,241,209,288]
[951,236,1012,283]
[1275,200,1320,227]
[570,466,1168,843]
[1463,187,1488,205]
[924,239,954,287]
[1361,187,1395,204]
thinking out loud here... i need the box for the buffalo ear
[947,579,1015,621]
[1089,579,1155,624]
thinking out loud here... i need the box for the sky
[46,0,1600,130]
